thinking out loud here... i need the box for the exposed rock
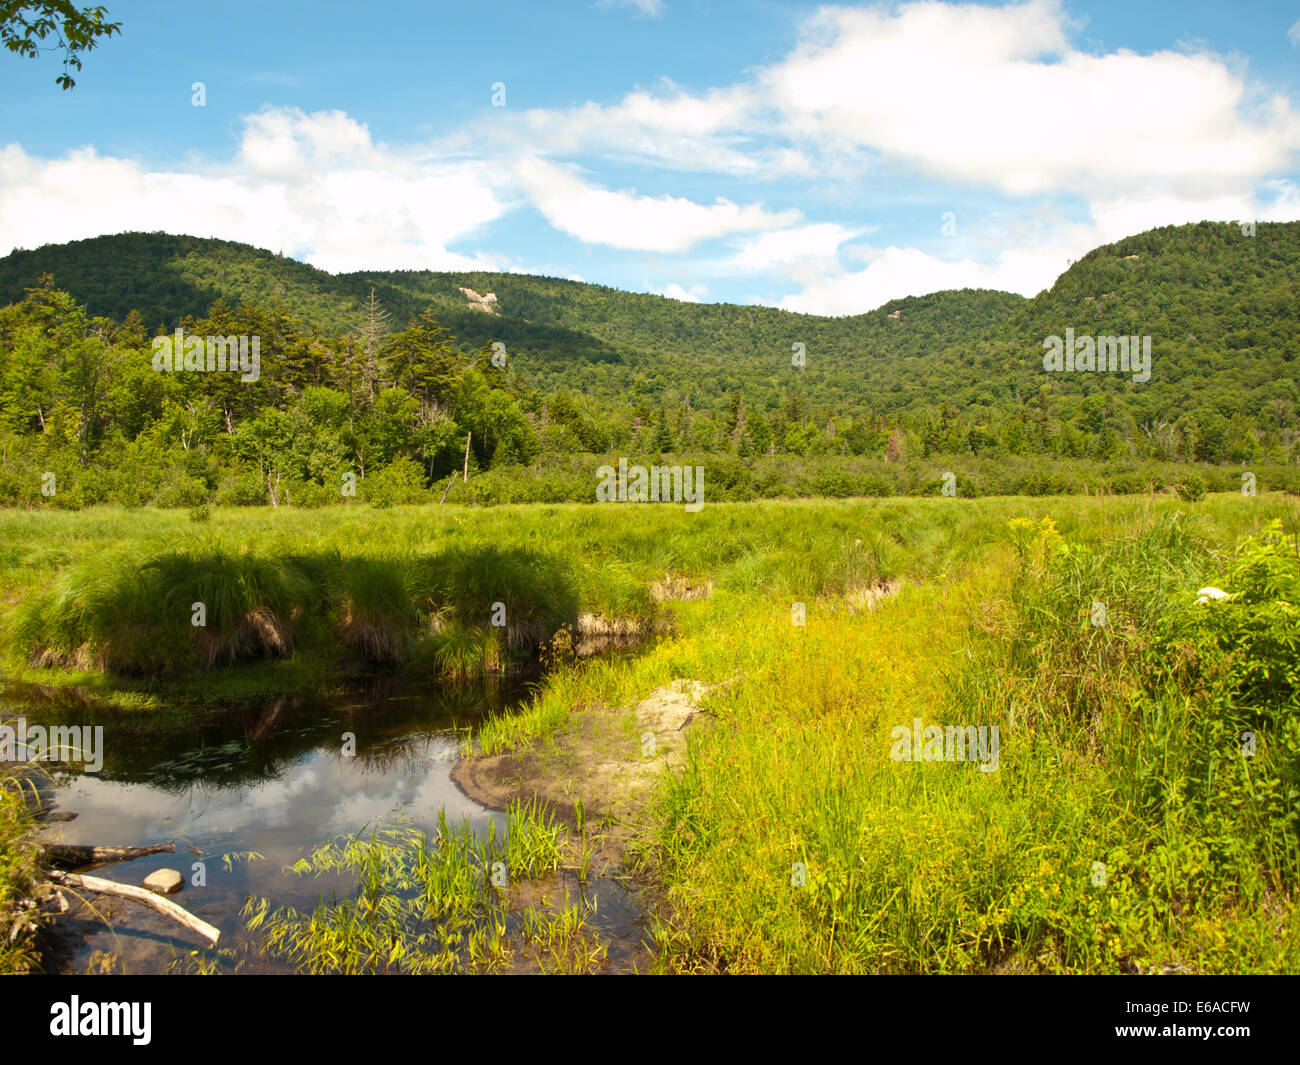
[458,287,499,314]
[142,868,184,895]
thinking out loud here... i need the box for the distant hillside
[0,221,1296,509]
[976,220,1299,446]
[0,221,1296,430]
[0,231,1023,413]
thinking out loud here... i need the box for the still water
[14,677,647,973]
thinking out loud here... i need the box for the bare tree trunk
[47,870,220,945]
[44,842,174,869]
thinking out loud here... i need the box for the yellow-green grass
[0,737,45,974]
[2,493,1297,974]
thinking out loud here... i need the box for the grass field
[1,492,1298,972]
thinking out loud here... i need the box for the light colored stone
[143,868,184,895]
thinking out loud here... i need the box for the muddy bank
[452,679,713,860]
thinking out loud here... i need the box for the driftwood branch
[44,842,174,869]
[47,870,220,946]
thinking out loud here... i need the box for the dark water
[9,677,648,974]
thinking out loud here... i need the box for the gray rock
[143,868,184,895]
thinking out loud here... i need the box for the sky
[0,0,1298,315]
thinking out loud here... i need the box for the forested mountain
[0,221,1295,508]
[0,230,1022,411]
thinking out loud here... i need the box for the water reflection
[10,675,543,973]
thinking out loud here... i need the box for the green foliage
[0,736,45,973]
[243,801,570,974]
[2,494,1297,973]
[363,457,428,508]
[1160,520,1300,719]
[0,224,1296,507]
[8,537,585,676]
[1,1,121,89]
[1175,472,1207,502]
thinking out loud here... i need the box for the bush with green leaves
[1175,472,1207,502]
[364,458,429,508]
[1159,520,1300,719]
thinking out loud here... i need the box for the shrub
[1174,473,1207,502]
[365,459,429,508]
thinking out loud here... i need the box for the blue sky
[1,0,1298,313]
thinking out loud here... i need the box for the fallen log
[43,842,175,869]
[47,870,220,946]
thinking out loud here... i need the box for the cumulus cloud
[512,157,799,253]
[764,0,1300,199]
[5,0,1300,315]
[452,0,1300,203]
[0,108,508,273]
[439,82,801,177]
[727,223,861,271]
[437,0,1300,310]
[774,177,1300,314]
[775,242,1069,316]
[653,282,708,302]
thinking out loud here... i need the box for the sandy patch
[451,679,715,857]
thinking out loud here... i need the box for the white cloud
[447,0,1300,204]
[594,0,665,16]
[728,223,861,271]
[776,243,1069,316]
[512,157,799,253]
[653,282,708,302]
[0,108,508,273]
[1289,19,1300,46]
[1258,178,1300,220]
[6,0,1300,313]
[442,82,801,177]
[773,183,1300,315]
[761,0,1300,200]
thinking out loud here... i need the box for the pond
[11,677,650,974]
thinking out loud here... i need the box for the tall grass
[636,500,1300,973]
[0,721,46,974]
[3,494,1298,973]
[7,542,588,680]
[243,799,575,974]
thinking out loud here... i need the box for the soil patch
[451,679,714,860]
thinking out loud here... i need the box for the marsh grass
[8,539,592,680]
[637,499,1300,974]
[521,895,608,974]
[0,719,47,973]
[4,495,1299,974]
[242,798,576,974]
